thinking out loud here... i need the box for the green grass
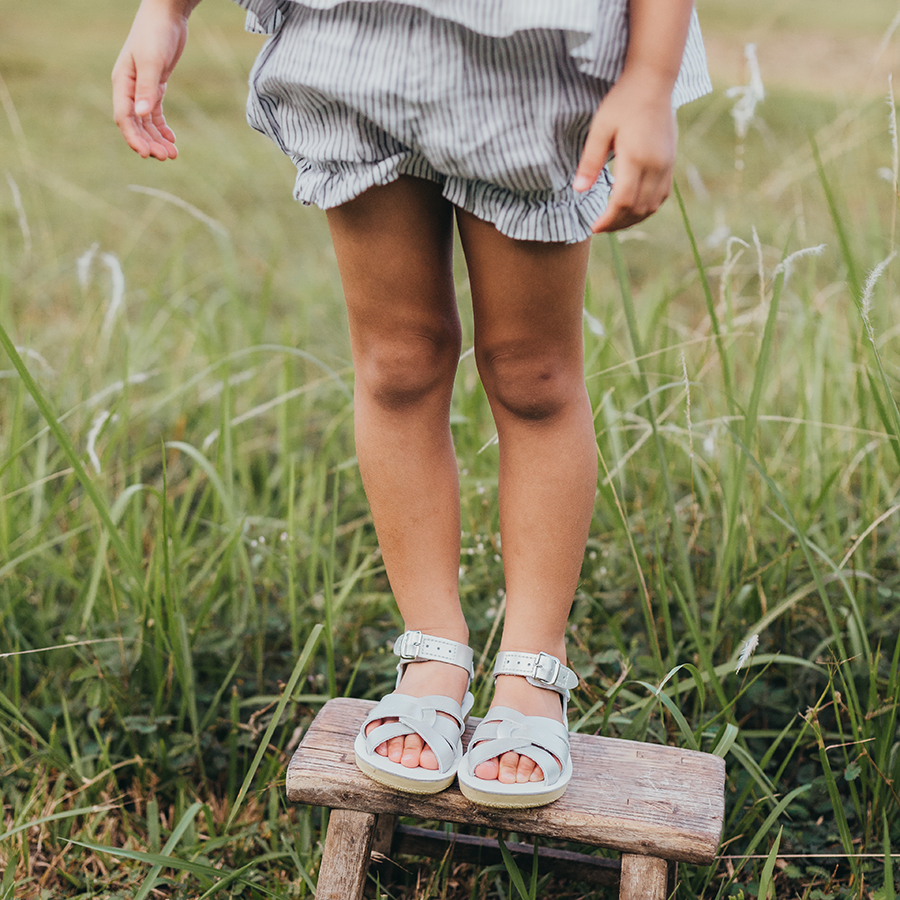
[697,0,899,38]
[2,2,900,898]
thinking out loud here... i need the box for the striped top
[236,0,712,108]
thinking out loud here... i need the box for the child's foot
[472,673,566,784]
[366,657,471,770]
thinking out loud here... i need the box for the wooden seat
[286,698,725,900]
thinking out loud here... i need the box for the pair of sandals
[353,630,578,808]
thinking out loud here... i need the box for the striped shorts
[245,2,617,243]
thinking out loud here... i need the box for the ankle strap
[393,631,474,679]
[492,651,578,698]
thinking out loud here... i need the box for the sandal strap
[492,651,578,699]
[393,630,474,682]
[361,693,466,773]
[465,708,570,785]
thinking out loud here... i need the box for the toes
[418,744,440,771]
[473,752,546,784]
[400,733,425,768]
[474,757,500,780]
[366,719,440,770]
[516,755,539,784]
[366,718,391,757]
[497,751,520,784]
[387,735,406,763]
[399,733,440,770]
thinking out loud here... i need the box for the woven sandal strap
[465,711,569,785]
[492,651,578,697]
[364,713,462,745]
[465,738,563,784]
[362,693,465,729]
[361,694,465,773]
[469,709,571,759]
[364,718,458,772]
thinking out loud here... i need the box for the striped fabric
[239,0,606,34]
[237,1,712,243]
[237,0,711,108]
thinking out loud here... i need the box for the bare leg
[456,210,597,784]
[326,177,469,770]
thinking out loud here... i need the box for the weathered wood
[619,854,669,900]
[667,861,678,898]
[286,697,725,865]
[391,824,621,886]
[371,813,398,859]
[315,808,376,900]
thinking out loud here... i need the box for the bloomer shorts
[244,2,616,243]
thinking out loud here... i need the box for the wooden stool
[286,698,725,900]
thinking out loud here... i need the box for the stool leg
[371,813,398,860]
[619,854,669,900]
[667,861,678,898]
[316,809,377,900]
[369,812,398,888]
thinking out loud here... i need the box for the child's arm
[112,0,204,160]
[574,0,695,233]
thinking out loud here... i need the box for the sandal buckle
[396,630,423,661]
[533,652,561,688]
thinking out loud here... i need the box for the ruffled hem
[233,0,712,107]
[289,155,612,244]
[290,153,421,209]
[442,171,612,244]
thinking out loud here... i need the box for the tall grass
[2,2,900,897]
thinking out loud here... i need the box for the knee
[355,328,461,410]
[476,346,579,423]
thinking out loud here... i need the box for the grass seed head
[726,43,765,140]
[736,634,760,672]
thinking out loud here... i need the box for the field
[1,1,899,898]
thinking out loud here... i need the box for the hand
[573,73,677,233]
[112,0,193,160]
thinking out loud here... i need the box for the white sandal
[458,651,578,808]
[354,630,474,794]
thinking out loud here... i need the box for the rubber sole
[354,747,456,795]
[457,777,570,809]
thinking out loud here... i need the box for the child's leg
[326,176,470,770]
[456,210,598,784]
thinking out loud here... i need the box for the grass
[2,1,900,898]
[697,0,898,39]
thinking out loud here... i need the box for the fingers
[111,54,147,157]
[134,65,166,119]
[591,157,672,234]
[113,54,177,161]
[573,115,614,195]
[140,87,179,160]
[574,78,677,233]
[112,6,189,161]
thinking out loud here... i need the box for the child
[113,0,711,808]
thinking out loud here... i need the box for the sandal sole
[354,746,457,795]
[458,777,570,809]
